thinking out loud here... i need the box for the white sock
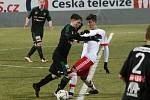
[69,72,77,95]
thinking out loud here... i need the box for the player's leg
[68,56,94,96]
[35,35,47,62]
[32,61,61,97]
[65,57,93,98]
[80,77,99,94]
[55,56,94,98]
[68,72,77,98]
[54,68,73,94]
[25,33,37,62]
[75,56,99,94]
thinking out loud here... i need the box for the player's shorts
[32,32,43,45]
[73,56,94,79]
[49,53,68,77]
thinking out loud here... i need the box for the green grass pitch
[0,24,148,100]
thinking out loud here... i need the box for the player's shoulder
[97,29,105,33]
[64,24,71,29]
[133,45,150,53]
[32,6,39,10]
[96,29,106,35]
[63,24,73,31]
[43,8,49,12]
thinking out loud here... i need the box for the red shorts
[73,56,94,79]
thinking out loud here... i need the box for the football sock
[36,74,57,87]
[55,76,70,93]
[83,79,96,90]
[37,46,44,59]
[69,72,77,95]
[27,45,36,57]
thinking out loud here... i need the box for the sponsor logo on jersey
[129,74,145,83]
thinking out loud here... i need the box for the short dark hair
[146,25,150,40]
[71,13,82,21]
[86,14,97,22]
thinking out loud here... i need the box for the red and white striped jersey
[80,29,109,62]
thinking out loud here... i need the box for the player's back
[122,45,150,100]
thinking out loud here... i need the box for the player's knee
[70,72,77,77]
[51,74,58,79]
[33,42,42,47]
[80,77,86,81]
[36,42,42,47]
[71,66,77,72]
[67,72,77,79]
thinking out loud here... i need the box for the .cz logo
[134,0,150,8]
[26,0,48,11]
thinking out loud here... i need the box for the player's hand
[83,30,90,34]
[49,26,53,31]
[90,34,102,42]
[67,68,71,73]
[80,30,90,35]
[104,62,110,74]
[24,24,28,29]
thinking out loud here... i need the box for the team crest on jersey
[43,13,46,16]
[35,11,38,15]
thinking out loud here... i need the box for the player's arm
[24,17,30,27]
[119,51,133,82]
[80,30,97,37]
[46,11,53,30]
[64,25,101,42]
[24,9,34,27]
[73,33,101,41]
[100,31,110,73]
[103,46,109,73]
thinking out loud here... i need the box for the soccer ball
[56,90,69,100]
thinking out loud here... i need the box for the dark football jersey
[120,45,150,100]
[52,24,94,62]
[28,6,51,34]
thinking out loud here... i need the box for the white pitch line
[0,64,49,69]
[0,44,82,52]
[77,33,114,100]
[0,46,56,52]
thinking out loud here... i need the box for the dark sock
[37,46,44,59]
[27,45,36,57]
[55,77,70,93]
[36,74,56,87]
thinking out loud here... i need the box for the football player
[24,0,52,62]
[32,13,100,97]
[119,25,150,100]
[54,14,109,98]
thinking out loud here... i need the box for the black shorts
[32,32,43,44]
[49,60,68,77]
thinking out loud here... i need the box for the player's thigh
[74,56,93,72]
[49,60,67,77]
[78,69,90,80]
[32,33,42,46]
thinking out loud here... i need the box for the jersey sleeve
[46,10,51,21]
[104,46,109,62]
[99,30,108,46]
[120,50,133,81]
[27,8,34,18]
[63,25,93,41]
[80,31,97,37]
